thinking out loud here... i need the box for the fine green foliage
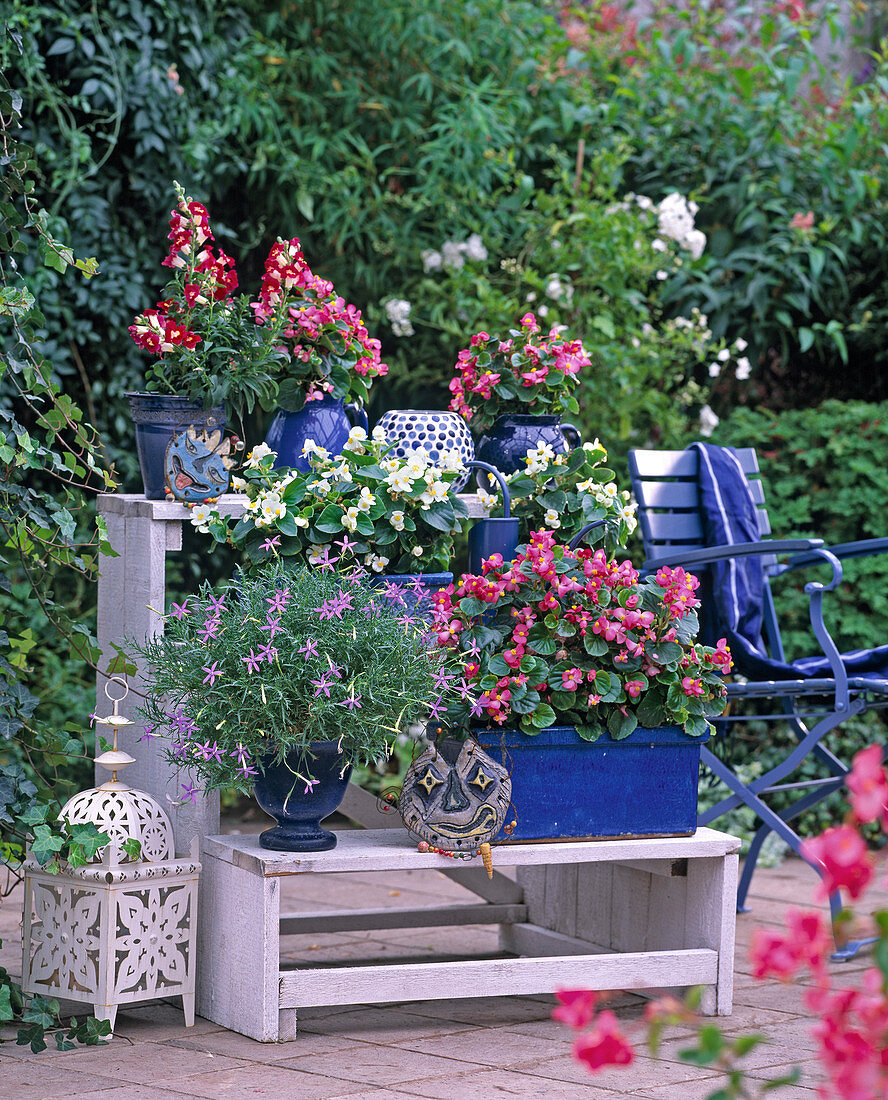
[131,565,459,795]
[200,434,469,575]
[434,532,728,740]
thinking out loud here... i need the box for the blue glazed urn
[474,414,581,478]
[126,392,226,501]
[264,395,368,471]
[252,741,352,852]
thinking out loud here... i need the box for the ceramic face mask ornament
[399,737,511,851]
[164,425,238,503]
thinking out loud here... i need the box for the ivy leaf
[30,824,66,866]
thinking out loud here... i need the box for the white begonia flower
[527,442,556,465]
[577,477,595,493]
[545,275,564,299]
[595,482,619,505]
[389,510,406,531]
[245,496,262,513]
[311,478,331,495]
[734,337,748,352]
[366,553,390,573]
[245,442,274,468]
[294,515,309,528]
[439,448,465,473]
[231,476,247,492]
[384,298,415,337]
[427,480,450,502]
[371,425,388,442]
[462,233,488,262]
[190,506,211,534]
[651,238,668,253]
[699,405,720,437]
[406,454,430,479]
[341,507,359,532]
[441,241,465,269]
[330,463,353,482]
[357,487,375,513]
[544,509,561,529]
[348,426,368,442]
[387,470,414,494]
[717,348,731,362]
[619,504,639,533]
[260,495,286,523]
[584,438,605,454]
[307,545,326,565]
[476,488,499,509]
[525,291,537,302]
[735,357,752,380]
[635,194,653,210]
[382,457,401,473]
[412,545,424,557]
[419,489,435,506]
[709,362,721,378]
[421,249,443,272]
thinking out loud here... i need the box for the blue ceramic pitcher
[264,395,369,471]
[474,413,581,477]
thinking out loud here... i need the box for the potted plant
[130,564,456,851]
[195,431,469,605]
[447,312,586,475]
[431,529,731,841]
[473,435,639,555]
[128,183,387,496]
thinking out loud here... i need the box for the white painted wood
[201,828,740,877]
[500,922,609,957]
[684,853,738,1016]
[278,949,718,1008]
[197,850,281,1041]
[279,902,527,935]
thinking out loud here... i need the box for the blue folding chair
[628,444,888,954]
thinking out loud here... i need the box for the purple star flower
[337,694,363,710]
[455,679,475,701]
[206,593,226,614]
[396,614,414,630]
[257,642,278,664]
[193,740,213,761]
[87,712,99,728]
[432,670,455,691]
[315,599,338,621]
[205,742,224,764]
[202,662,223,685]
[326,662,343,679]
[382,581,407,607]
[316,547,339,572]
[298,637,319,661]
[266,588,290,614]
[409,575,427,597]
[138,723,158,743]
[238,763,259,780]
[260,535,282,553]
[469,698,486,719]
[241,648,263,674]
[311,675,333,698]
[170,709,195,737]
[464,638,481,658]
[303,777,320,794]
[197,617,221,643]
[169,600,190,619]
[334,535,355,557]
[333,587,354,612]
[229,742,251,767]
[171,740,189,760]
[180,781,199,804]
[261,615,281,639]
[427,697,445,721]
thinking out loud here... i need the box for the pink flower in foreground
[749,909,829,982]
[573,1010,634,1072]
[801,824,873,901]
[846,744,888,825]
[790,211,814,230]
[552,989,597,1030]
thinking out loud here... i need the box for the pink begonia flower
[846,744,888,825]
[801,824,873,901]
[790,210,814,229]
[552,989,597,1030]
[624,679,645,698]
[749,909,828,983]
[572,1010,634,1072]
[681,675,704,697]
[561,668,584,691]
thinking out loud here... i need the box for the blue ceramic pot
[253,741,352,852]
[474,414,581,478]
[375,410,474,491]
[475,723,708,842]
[126,392,226,501]
[264,395,368,471]
[367,571,452,619]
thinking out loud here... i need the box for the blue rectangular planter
[475,723,708,843]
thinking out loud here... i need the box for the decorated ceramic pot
[375,410,474,491]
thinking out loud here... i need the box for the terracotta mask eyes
[398,737,511,850]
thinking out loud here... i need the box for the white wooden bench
[197,826,738,1042]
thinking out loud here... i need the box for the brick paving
[1,840,884,1100]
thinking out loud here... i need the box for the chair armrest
[785,536,888,570]
[643,539,824,573]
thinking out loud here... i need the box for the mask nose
[442,770,470,813]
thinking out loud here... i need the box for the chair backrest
[628,446,784,661]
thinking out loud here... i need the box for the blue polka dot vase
[374,410,474,491]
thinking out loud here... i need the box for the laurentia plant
[129,183,387,423]
[130,564,459,798]
[195,431,469,575]
[432,530,730,741]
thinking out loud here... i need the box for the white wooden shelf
[198,827,739,1042]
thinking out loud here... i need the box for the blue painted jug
[264,395,368,471]
[474,414,581,477]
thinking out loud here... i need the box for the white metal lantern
[21,678,200,1031]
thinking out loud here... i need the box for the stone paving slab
[1,845,886,1099]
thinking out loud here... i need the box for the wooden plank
[615,858,687,878]
[279,902,527,935]
[499,922,609,957]
[684,854,738,1016]
[197,851,282,1042]
[202,828,740,877]
[277,948,718,1008]
[643,513,705,542]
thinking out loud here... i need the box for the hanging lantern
[21,678,200,1032]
